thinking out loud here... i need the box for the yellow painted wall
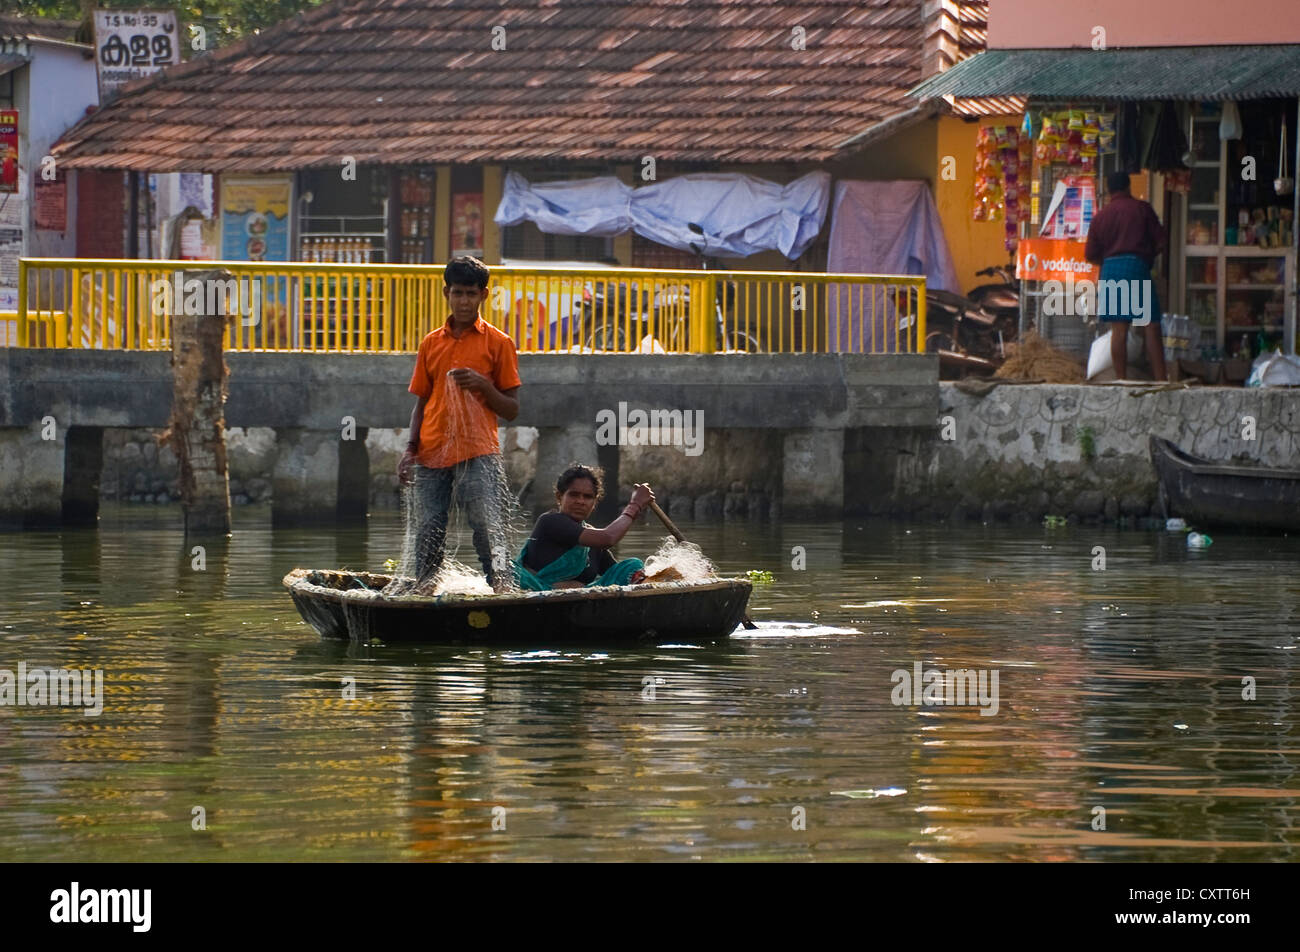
[830,120,939,183]
[934,115,1021,293]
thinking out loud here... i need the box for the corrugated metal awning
[910,46,1300,102]
[0,53,27,76]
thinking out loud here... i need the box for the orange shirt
[408,316,522,469]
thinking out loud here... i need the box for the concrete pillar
[527,425,600,514]
[164,269,233,536]
[337,427,370,523]
[0,424,64,528]
[61,426,104,526]
[613,164,635,265]
[272,428,341,526]
[782,429,843,518]
[482,164,502,265]
[434,165,451,265]
[594,437,621,523]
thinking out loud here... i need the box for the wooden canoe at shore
[283,568,753,644]
[1149,435,1300,532]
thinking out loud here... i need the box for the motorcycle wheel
[925,330,956,354]
[584,322,628,352]
[718,329,762,353]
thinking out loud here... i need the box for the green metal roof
[910,46,1300,102]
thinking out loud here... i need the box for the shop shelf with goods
[396,168,435,264]
[1174,102,1297,358]
[297,213,393,351]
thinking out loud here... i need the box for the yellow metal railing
[14,259,926,354]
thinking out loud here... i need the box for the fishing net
[641,538,716,583]
[382,373,526,597]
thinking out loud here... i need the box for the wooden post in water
[161,268,233,535]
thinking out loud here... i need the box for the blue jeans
[411,455,506,587]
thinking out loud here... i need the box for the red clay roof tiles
[53,0,930,171]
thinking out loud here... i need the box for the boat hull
[1149,435,1300,532]
[283,569,753,644]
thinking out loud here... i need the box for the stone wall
[64,383,1300,524]
[849,383,1300,524]
[616,428,783,522]
[99,425,539,508]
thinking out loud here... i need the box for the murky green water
[1,504,1297,861]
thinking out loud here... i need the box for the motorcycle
[924,263,1020,377]
[553,224,764,352]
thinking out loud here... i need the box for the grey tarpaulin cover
[494,170,831,259]
[827,179,960,353]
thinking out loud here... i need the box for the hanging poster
[219,175,292,343]
[35,178,67,231]
[0,110,17,194]
[0,227,21,312]
[451,192,484,258]
[1038,176,1097,240]
[220,175,292,262]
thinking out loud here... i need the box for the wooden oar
[647,501,758,630]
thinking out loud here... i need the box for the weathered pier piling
[161,269,233,535]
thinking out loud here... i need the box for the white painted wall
[22,40,98,258]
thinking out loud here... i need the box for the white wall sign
[92,9,180,98]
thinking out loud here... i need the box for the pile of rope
[994,331,1085,384]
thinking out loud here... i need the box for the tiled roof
[0,14,84,45]
[948,96,1026,118]
[53,0,930,172]
[914,45,1300,102]
[948,2,1022,117]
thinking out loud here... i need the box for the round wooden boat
[283,568,753,645]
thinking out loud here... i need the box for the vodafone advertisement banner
[1016,238,1095,283]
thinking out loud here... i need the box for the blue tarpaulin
[495,170,831,260]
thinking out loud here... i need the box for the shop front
[910,45,1300,378]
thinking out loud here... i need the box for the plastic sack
[1087,328,1143,380]
[1219,101,1243,141]
[1246,349,1300,387]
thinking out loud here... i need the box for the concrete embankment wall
[4,344,1298,527]
[96,424,537,509]
[56,383,1300,526]
[1,350,933,526]
[851,383,1300,523]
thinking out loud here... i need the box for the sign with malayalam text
[93,9,180,98]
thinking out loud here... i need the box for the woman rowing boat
[515,464,653,590]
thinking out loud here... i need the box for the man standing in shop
[1085,171,1168,381]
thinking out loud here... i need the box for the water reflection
[0,505,1296,861]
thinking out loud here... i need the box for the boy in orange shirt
[398,257,522,592]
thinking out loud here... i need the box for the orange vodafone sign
[1016,238,1095,282]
